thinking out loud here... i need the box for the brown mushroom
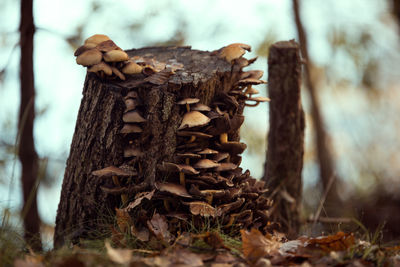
[177,98,200,112]
[183,201,217,217]
[124,98,139,112]
[84,34,111,45]
[240,70,264,80]
[245,96,271,107]
[111,66,126,80]
[120,124,143,134]
[96,40,120,52]
[194,159,220,169]
[236,78,267,86]
[74,43,97,56]
[214,162,237,172]
[123,111,146,123]
[122,61,143,75]
[219,43,251,63]
[103,50,129,62]
[178,111,211,130]
[192,103,211,112]
[76,49,102,66]
[155,182,192,198]
[88,62,113,76]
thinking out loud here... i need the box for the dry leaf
[131,226,150,242]
[241,228,282,263]
[183,201,217,217]
[125,190,155,211]
[115,208,132,233]
[147,213,173,242]
[306,231,355,252]
[167,248,204,266]
[192,232,229,250]
[105,240,132,264]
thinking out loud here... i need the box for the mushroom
[122,61,143,75]
[103,50,129,62]
[214,162,237,172]
[240,70,264,80]
[111,66,126,80]
[182,201,217,217]
[236,78,267,86]
[244,86,259,97]
[124,146,143,158]
[76,49,103,66]
[198,189,225,204]
[84,34,110,45]
[218,133,247,154]
[194,159,220,169]
[219,43,251,63]
[192,103,211,112]
[88,62,113,76]
[123,111,146,123]
[245,96,271,107]
[124,90,138,100]
[120,124,143,134]
[177,98,200,112]
[155,182,192,198]
[198,148,219,158]
[96,40,121,52]
[159,162,199,187]
[178,111,211,130]
[74,43,97,56]
[124,98,139,112]
[211,152,230,162]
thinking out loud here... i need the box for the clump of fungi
[76,35,272,243]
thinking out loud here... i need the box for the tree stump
[54,39,271,248]
[262,40,305,238]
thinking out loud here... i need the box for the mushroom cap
[199,189,225,198]
[219,43,251,63]
[240,70,264,80]
[192,103,211,112]
[247,96,271,102]
[198,148,219,155]
[84,34,111,45]
[123,111,146,123]
[103,50,129,62]
[124,147,143,157]
[125,90,138,99]
[194,159,220,169]
[74,43,97,56]
[120,124,143,134]
[124,98,139,112]
[176,153,201,159]
[178,111,211,130]
[92,166,133,177]
[214,162,237,172]
[236,78,267,86]
[159,162,200,174]
[88,62,113,76]
[217,141,247,155]
[177,131,212,138]
[211,152,230,162]
[96,40,121,52]
[122,61,143,74]
[76,49,102,66]
[177,98,200,105]
[155,182,192,198]
[244,86,259,95]
[111,66,126,80]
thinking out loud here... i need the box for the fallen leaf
[241,228,282,263]
[115,208,132,233]
[124,190,155,211]
[131,226,149,242]
[306,231,355,252]
[105,240,132,264]
[167,248,204,266]
[147,212,173,242]
[184,201,217,217]
[192,232,229,250]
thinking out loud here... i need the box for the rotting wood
[263,40,305,238]
[55,38,271,248]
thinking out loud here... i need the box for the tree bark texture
[263,41,305,238]
[18,0,42,251]
[293,0,342,215]
[54,46,270,248]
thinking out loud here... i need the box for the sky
[0,0,399,229]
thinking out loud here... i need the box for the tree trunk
[55,45,271,248]
[18,0,42,251]
[293,0,342,215]
[262,40,305,238]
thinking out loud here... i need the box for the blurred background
[1,0,400,247]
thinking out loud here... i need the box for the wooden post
[54,44,271,248]
[263,40,305,237]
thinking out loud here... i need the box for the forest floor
[3,223,400,267]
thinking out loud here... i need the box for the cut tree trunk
[55,45,271,248]
[262,40,305,238]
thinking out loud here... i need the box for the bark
[292,0,342,214]
[18,0,42,251]
[262,41,305,237]
[54,46,243,248]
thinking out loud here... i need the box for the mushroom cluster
[85,39,272,241]
[74,34,183,82]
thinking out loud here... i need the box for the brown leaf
[241,228,282,263]
[306,231,355,252]
[115,208,132,233]
[105,240,132,264]
[167,248,204,266]
[147,213,173,242]
[184,201,217,217]
[124,190,155,211]
[192,231,230,250]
